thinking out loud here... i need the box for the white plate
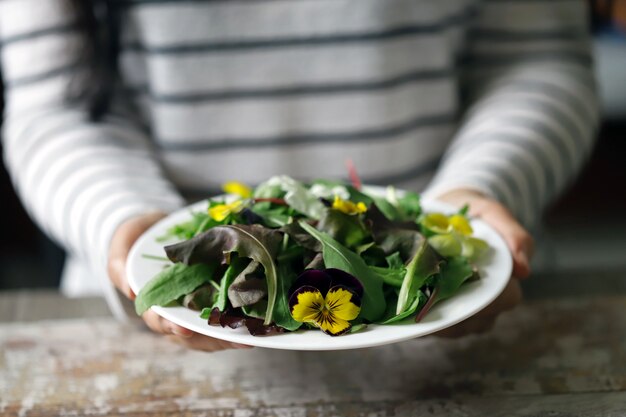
[127,197,512,351]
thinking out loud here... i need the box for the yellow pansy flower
[421,212,487,260]
[332,195,367,215]
[288,268,363,336]
[421,212,473,235]
[208,200,244,222]
[222,181,252,198]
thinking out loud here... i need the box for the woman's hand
[433,188,534,337]
[107,212,251,352]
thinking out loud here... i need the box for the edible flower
[208,200,245,222]
[208,181,253,222]
[289,268,364,336]
[332,195,367,215]
[223,181,252,199]
[422,213,472,235]
[420,212,487,260]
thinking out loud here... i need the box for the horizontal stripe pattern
[2,31,83,82]
[423,0,598,226]
[120,35,450,94]
[148,81,456,142]
[126,68,455,103]
[122,0,476,45]
[0,0,599,303]
[158,124,453,190]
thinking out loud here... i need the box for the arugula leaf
[370,266,405,287]
[317,208,370,249]
[382,290,427,324]
[242,300,268,319]
[215,256,248,311]
[435,257,474,302]
[135,263,216,315]
[368,252,406,287]
[165,224,282,325]
[250,206,292,228]
[396,191,422,220]
[271,262,303,331]
[396,240,442,314]
[299,221,386,321]
[413,258,474,323]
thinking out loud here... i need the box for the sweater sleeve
[0,1,184,273]
[422,0,600,228]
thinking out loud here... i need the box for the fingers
[111,213,251,353]
[166,334,253,352]
[471,201,534,279]
[107,212,168,299]
[142,310,252,352]
[142,310,194,337]
[107,257,133,300]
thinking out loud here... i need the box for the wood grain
[1,294,626,416]
[0,290,110,323]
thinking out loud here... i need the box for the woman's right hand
[107,212,251,352]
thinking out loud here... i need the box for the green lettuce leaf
[271,261,303,331]
[396,240,442,314]
[215,256,249,311]
[165,224,282,325]
[135,263,217,315]
[435,257,474,302]
[316,208,370,249]
[382,290,427,324]
[299,221,386,321]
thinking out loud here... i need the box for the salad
[134,176,488,337]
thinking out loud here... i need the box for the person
[0,0,598,351]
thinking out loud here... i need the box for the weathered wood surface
[0,290,111,323]
[2,294,626,416]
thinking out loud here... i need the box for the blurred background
[0,1,625,293]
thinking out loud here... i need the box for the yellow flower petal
[449,214,473,235]
[291,289,325,323]
[316,311,352,336]
[332,195,367,215]
[422,213,450,234]
[208,200,244,221]
[325,287,360,321]
[223,181,252,198]
[208,204,231,222]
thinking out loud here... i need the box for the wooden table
[1,271,626,416]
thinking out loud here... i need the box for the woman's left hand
[433,188,534,337]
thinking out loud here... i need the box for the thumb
[107,212,167,299]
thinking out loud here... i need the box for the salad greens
[135,176,488,336]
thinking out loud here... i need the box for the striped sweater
[1,0,599,311]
